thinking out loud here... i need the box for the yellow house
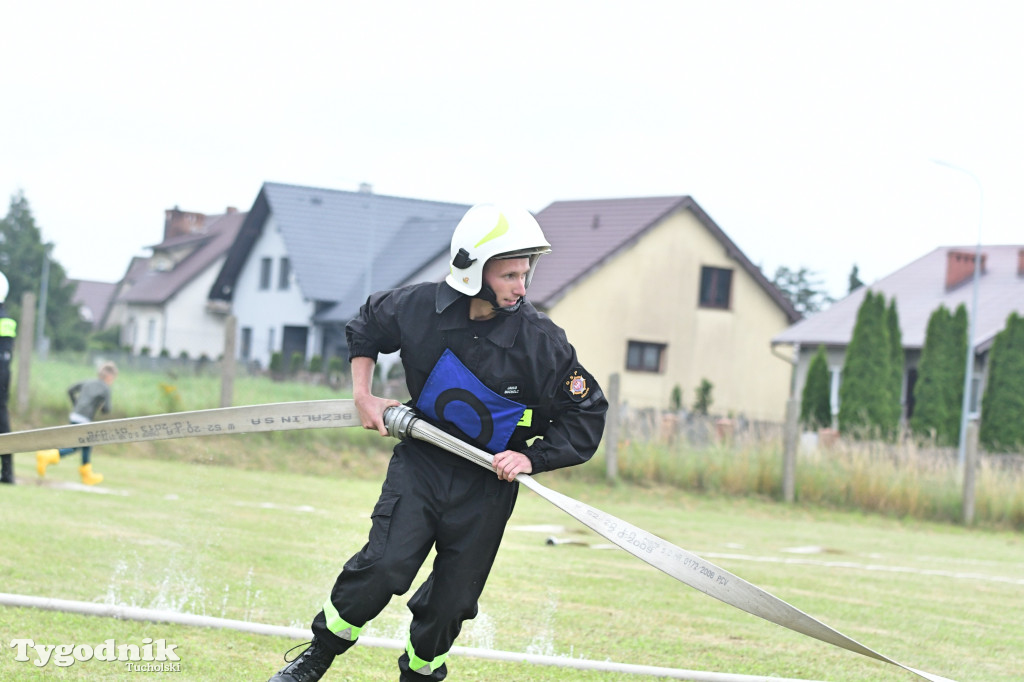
[529,197,800,423]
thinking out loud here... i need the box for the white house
[209,182,470,368]
[116,207,245,359]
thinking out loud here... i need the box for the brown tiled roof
[529,196,800,322]
[772,245,1024,352]
[120,211,246,305]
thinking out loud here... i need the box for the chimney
[226,206,238,214]
[358,182,373,194]
[945,249,986,290]
[163,207,206,240]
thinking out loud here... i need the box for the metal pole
[933,160,983,470]
[962,420,978,525]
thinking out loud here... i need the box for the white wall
[162,256,229,359]
[231,215,314,368]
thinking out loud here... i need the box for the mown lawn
[0,434,1019,682]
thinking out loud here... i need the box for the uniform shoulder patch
[563,368,592,402]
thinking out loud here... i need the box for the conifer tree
[885,298,904,436]
[800,345,832,429]
[839,290,896,438]
[911,306,956,444]
[980,313,1024,451]
[950,303,969,439]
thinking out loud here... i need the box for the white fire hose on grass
[0,401,957,682]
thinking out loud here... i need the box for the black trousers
[312,441,518,680]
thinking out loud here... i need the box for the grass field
[0,433,1020,682]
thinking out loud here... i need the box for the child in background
[36,362,118,485]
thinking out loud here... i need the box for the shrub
[800,345,831,429]
[692,379,713,416]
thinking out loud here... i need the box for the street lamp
[933,159,983,470]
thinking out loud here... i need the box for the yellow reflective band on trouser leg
[406,639,449,675]
[323,598,363,641]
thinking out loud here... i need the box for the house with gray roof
[772,245,1024,422]
[530,196,801,422]
[114,207,246,359]
[209,182,469,369]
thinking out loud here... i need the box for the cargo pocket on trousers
[365,491,401,563]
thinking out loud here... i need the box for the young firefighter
[0,272,15,485]
[36,361,118,485]
[269,204,608,681]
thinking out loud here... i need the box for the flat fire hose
[0,402,955,682]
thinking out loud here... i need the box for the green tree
[980,312,1024,452]
[911,306,961,445]
[885,298,905,435]
[838,290,898,439]
[771,266,833,315]
[0,191,91,351]
[800,345,832,430]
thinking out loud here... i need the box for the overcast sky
[3,1,1022,300]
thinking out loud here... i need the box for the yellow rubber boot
[79,464,103,486]
[36,450,60,477]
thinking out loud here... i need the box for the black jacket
[346,282,607,474]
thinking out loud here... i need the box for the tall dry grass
[17,356,1024,530]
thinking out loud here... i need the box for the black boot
[0,454,12,484]
[268,640,336,682]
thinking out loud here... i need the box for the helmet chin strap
[477,284,523,315]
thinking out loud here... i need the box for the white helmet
[0,271,7,304]
[445,204,551,296]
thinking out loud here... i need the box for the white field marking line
[231,501,317,513]
[700,552,1024,586]
[21,477,131,495]
[0,593,827,682]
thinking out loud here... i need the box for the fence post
[220,315,236,408]
[16,292,35,414]
[962,420,978,525]
[782,396,799,503]
[604,373,620,483]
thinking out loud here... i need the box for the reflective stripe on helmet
[323,598,363,641]
[473,212,509,249]
[406,638,449,675]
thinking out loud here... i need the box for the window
[699,266,733,309]
[626,341,665,373]
[240,327,252,360]
[278,257,290,290]
[259,257,272,290]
